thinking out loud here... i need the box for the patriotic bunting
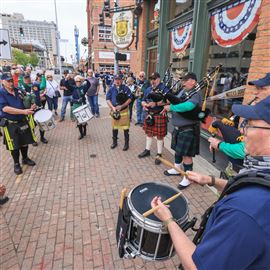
[211,0,262,47]
[170,22,192,53]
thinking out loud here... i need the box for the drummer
[65,75,90,140]
[0,73,36,175]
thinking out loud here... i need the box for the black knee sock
[78,125,83,136]
[175,154,183,164]
[183,163,193,172]
[11,149,20,164]
[20,146,28,160]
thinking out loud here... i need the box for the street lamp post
[114,0,119,75]
[54,0,62,75]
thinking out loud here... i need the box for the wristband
[208,175,216,186]
[163,217,176,228]
[217,141,222,150]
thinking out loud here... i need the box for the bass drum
[125,182,189,261]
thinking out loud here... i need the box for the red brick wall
[244,0,270,103]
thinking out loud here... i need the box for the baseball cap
[181,72,197,81]
[248,73,270,87]
[149,72,160,80]
[1,73,13,81]
[114,75,122,80]
[232,96,270,125]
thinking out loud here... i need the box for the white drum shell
[73,104,94,124]
[34,109,56,131]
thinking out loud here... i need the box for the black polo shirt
[60,78,74,96]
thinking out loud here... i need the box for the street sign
[0,29,11,60]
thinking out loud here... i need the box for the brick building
[86,0,147,74]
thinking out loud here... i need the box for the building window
[98,25,111,42]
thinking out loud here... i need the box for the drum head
[130,182,188,222]
[34,109,53,122]
[73,104,89,113]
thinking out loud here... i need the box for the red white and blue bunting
[211,0,262,47]
[170,22,192,53]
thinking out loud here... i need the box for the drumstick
[143,192,182,217]
[119,188,127,210]
[156,156,187,176]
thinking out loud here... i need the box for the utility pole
[54,0,62,75]
[114,0,119,75]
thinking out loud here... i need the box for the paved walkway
[0,94,218,270]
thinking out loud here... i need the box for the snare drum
[125,182,189,261]
[73,104,94,124]
[34,109,56,131]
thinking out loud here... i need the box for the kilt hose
[111,107,130,130]
[171,124,200,157]
[143,113,168,139]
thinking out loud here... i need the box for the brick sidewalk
[0,95,217,270]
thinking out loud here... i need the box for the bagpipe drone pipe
[148,64,222,122]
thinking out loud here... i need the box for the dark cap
[1,73,13,81]
[232,96,270,125]
[114,75,122,80]
[63,70,69,74]
[23,74,31,79]
[149,72,160,80]
[181,72,197,81]
[248,73,270,87]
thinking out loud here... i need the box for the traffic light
[19,27,24,37]
[115,53,127,61]
[99,12,104,25]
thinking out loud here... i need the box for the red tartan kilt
[143,114,168,139]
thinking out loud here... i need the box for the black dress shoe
[138,149,150,158]
[32,142,38,147]
[177,184,190,190]
[0,196,9,205]
[111,142,118,149]
[78,135,84,140]
[155,154,162,165]
[14,163,22,175]
[41,138,48,144]
[22,158,36,166]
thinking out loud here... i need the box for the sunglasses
[75,80,81,83]
[240,119,270,134]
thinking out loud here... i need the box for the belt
[175,125,196,131]
[5,118,26,124]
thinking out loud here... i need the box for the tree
[12,48,29,66]
[29,52,39,67]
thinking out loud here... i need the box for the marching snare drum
[124,182,189,261]
[34,109,56,131]
[73,104,94,124]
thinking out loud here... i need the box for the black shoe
[78,134,84,140]
[111,142,118,149]
[123,143,129,151]
[135,122,140,126]
[14,163,22,175]
[140,123,144,127]
[59,118,64,122]
[155,154,162,165]
[177,184,190,190]
[32,142,38,147]
[138,149,150,158]
[55,111,58,116]
[41,138,48,144]
[95,114,100,118]
[22,158,36,166]
[0,196,9,205]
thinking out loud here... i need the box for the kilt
[171,124,200,157]
[3,118,36,151]
[143,113,168,139]
[111,107,130,130]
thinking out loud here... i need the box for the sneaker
[32,142,38,147]
[138,149,150,158]
[59,118,64,122]
[22,158,36,166]
[177,176,190,190]
[95,114,100,118]
[41,138,48,144]
[14,163,22,175]
[135,122,140,126]
[155,154,162,165]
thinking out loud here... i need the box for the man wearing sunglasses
[150,96,270,270]
[0,73,36,175]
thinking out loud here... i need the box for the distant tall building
[0,13,58,67]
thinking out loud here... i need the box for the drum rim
[127,182,189,231]
[34,109,53,120]
[73,104,91,113]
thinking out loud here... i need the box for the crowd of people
[0,64,269,269]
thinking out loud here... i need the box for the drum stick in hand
[143,192,182,217]
[119,188,127,210]
[156,156,187,176]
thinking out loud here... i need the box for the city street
[0,94,217,270]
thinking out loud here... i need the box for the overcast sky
[0,0,88,63]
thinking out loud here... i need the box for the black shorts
[171,124,200,157]
[3,120,35,150]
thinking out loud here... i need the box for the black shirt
[60,78,75,96]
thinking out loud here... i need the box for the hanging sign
[170,22,192,53]
[211,0,262,47]
[112,10,134,49]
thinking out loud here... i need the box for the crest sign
[112,10,134,49]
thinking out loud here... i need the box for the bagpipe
[16,86,36,109]
[148,64,222,122]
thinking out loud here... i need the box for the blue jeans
[61,95,73,119]
[136,99,146,124]
[87,95,99,115]
[46,96,58,111]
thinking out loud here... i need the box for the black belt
[175,124,196,131]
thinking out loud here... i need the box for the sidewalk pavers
[0,95,217,269]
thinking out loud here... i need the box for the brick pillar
[244,0,270,103]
